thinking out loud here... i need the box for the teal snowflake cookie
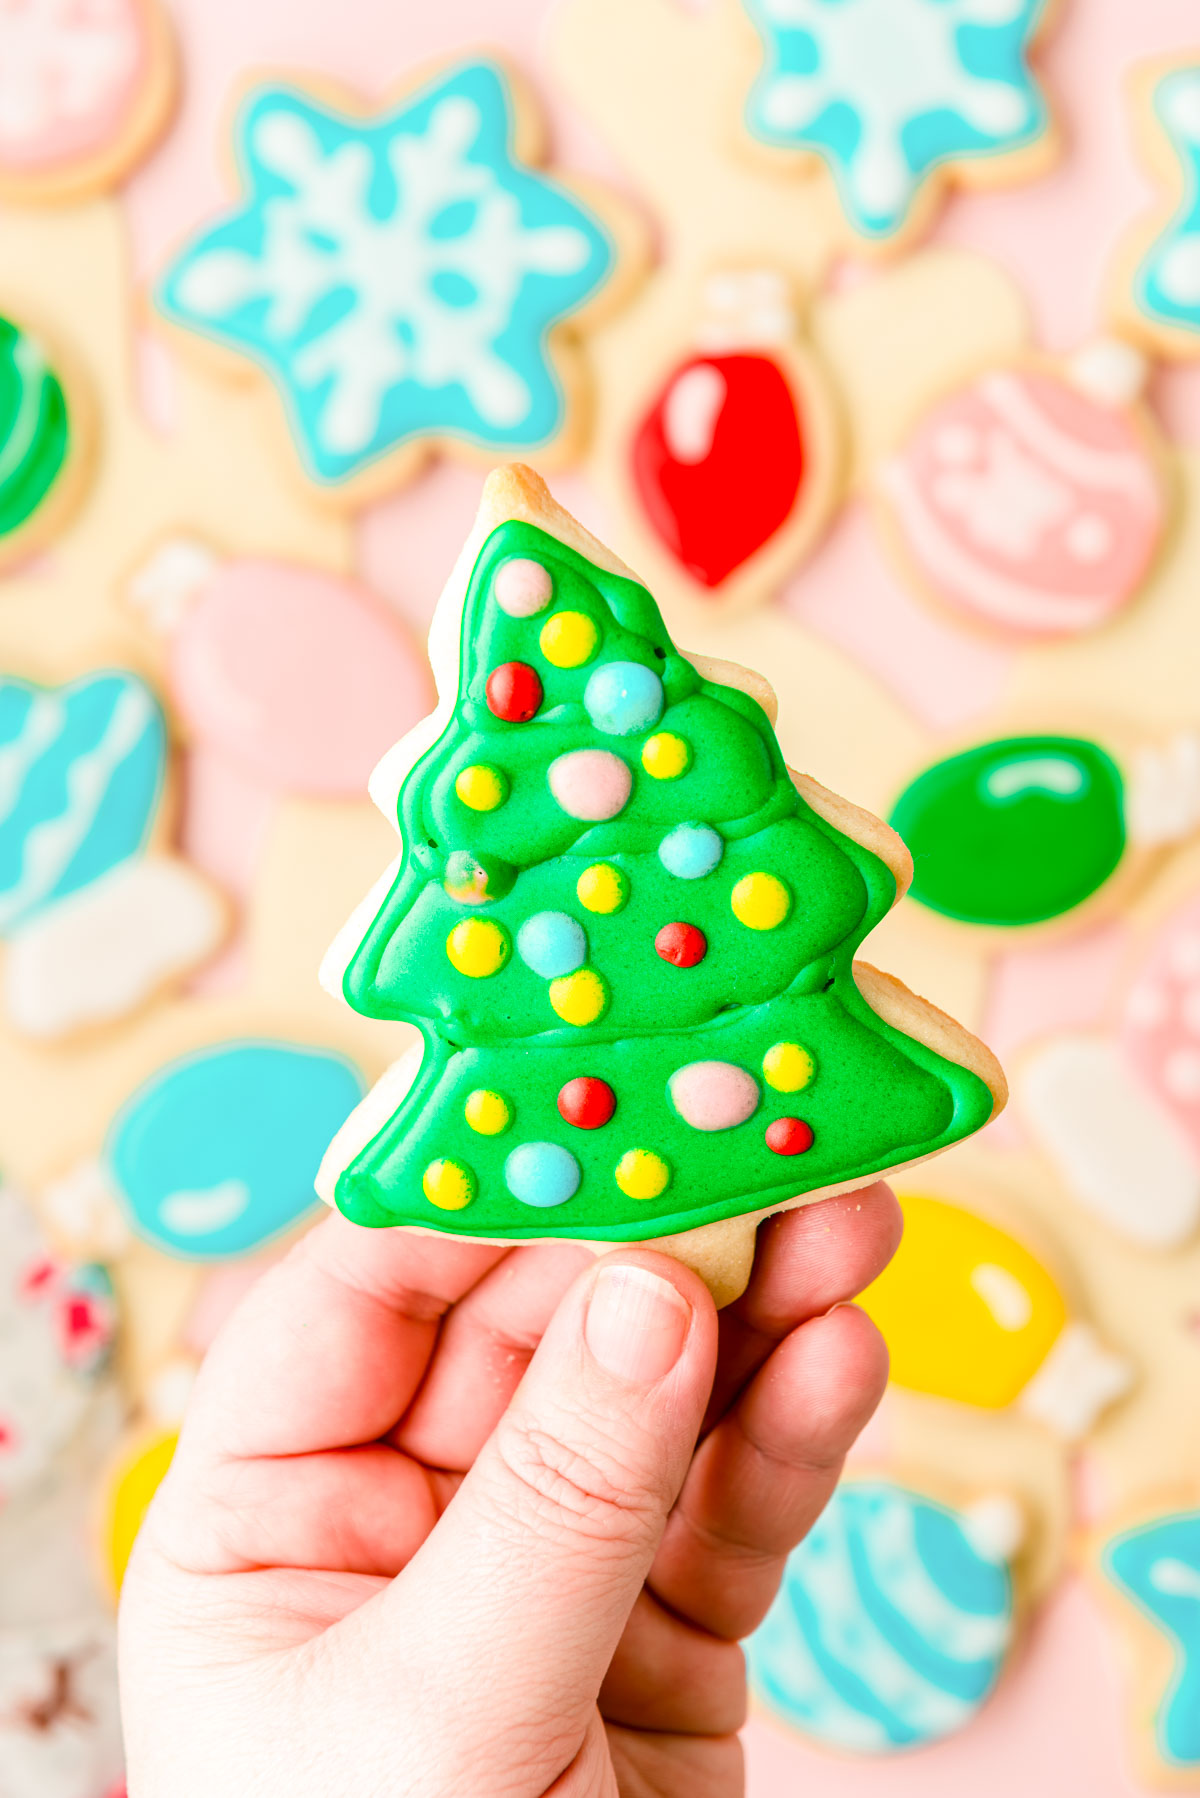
[156,61,628,494]
[741,0,1054,246]
[1101,1506,1200,1779]
[319,469,1002,1289]
[1132,67,1200,352]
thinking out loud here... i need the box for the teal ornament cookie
[319,467,1001,1293]
[747,1479,1024,1752]
[56,1040,365,1261]
[156,60,641,499]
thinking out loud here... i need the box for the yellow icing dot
[446,917,509,978]
[465,1089,512,1135]
[615,1149,671,1201]
[105,1427,179,1595]
[858,1192,1069,1410]
[731,872,791,931]
[549,966,609,1026]
[576,862,629,914]
[763,1042,815,1093]
[422,1158,476,1210]
[540,610,599,668]
[455,763,508,812]
[641,732,691,780]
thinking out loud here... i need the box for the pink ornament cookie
[876,341,1169,639]
[128,540,433,797]
[0,0,174,204]
[0,1182,116,1506]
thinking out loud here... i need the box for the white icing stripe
[981,373,1158,499]
[0,334,47,489]
[879,461,1115,630]
[0,692,64,825]
[0,684,156,929]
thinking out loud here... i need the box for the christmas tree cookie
[319,467,1005,1302]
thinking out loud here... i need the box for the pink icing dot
[169,558,431,796]
[547,749,631,821]
[494,557,553,618]
[668,1061,760,1132]
[879,367,1166,638]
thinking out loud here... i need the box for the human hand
[119,1186,899,1797]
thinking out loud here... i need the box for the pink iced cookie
[129,540,432,796]
[0,0,173,202]
[877,341,1168,638]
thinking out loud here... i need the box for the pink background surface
[131,1,1198,1791]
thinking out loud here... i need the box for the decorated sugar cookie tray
[3,1,1200,1794]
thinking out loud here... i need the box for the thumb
[379,1253,716,1768]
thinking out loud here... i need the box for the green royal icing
[890,734,1126,929]
[334,520,995,1240]
[0,315,70,544]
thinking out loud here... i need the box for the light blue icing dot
[658,822,724,881]
[746,1480,1016,1755]
[0,670,167,935]
[504,1141,581,1208]
[517,910,587,979]
[1104,1510,1200,1769]
[106,1040,366,1260]
[583,660,664,737]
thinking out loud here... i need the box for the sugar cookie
[1018,882,1200,1250]
[1092,1495,1200,1788]
[873,339,1171,639]
[155,59,645,501]
[889,724,1200,934]
[0,1616,123,1798]
[859,1185,1132,1438]
[609,268,841,613]
[0,666,226,1039]
[0,0,174,205]
[746,1473,1027,1753]
[0,1181,116,1508]
[0,308,93,570]
[1115,60,1200,363]
[735,0,1059,253]
[319,465,1004,1306]
[127,537,433,795]
[50,1039,365,1262]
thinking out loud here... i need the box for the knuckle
[493,1416,665,1548]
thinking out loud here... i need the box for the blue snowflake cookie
[1134,67,1200,346]
[156,61,619,487]
[741,0,1052,244]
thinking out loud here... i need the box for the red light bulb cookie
[609,269,842,614]
[319,467,1003,1304]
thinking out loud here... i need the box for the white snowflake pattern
[745,0,1046,240]
[161,64,614,483]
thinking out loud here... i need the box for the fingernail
[585,1264,691,1384]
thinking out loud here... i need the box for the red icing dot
[486,661,543,722]
[655,921,707,968]
[632,352,806,589]
[558,1076,616,1130]
[766,1117,814,1156]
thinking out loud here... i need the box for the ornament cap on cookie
[318,464,1002,1296]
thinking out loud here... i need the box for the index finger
[179,1210,508,1464]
